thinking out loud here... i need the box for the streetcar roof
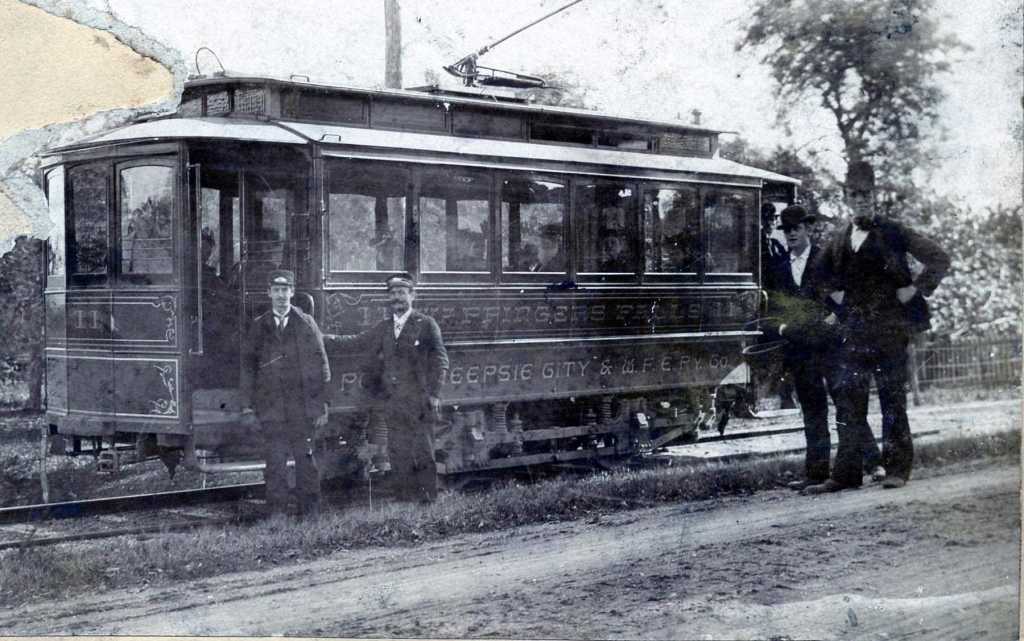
[183,74,729,136]
[47,116,798,185]
[285,121,800,184]
[52,117,308,150]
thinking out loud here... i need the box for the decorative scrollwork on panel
[150,363,178,416]
[325,292,378,334]
[149,295,177,342]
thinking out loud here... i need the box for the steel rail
[0,482,264,526]
[0,516,251,551]
[696,425,805,444]
[0,419,809,529]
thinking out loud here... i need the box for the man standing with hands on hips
[241,270,331,518]
[325,273,449,503]
[804,161,949,494]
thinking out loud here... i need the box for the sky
[70,0,1024,210]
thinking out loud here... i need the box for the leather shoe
[802,479,855,495]
[881,477,907,489]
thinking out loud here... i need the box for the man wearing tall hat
[766,205,882,490]
[804,161,950,494]
[241,269,331,518]
[325,273,449,503]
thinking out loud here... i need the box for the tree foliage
[725,135,1021,342]
[0,237,45,409]
[719,137,842,221]
[738,0,966,182]
[518,70,593,108]
[915,201,1022,339]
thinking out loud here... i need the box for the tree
[518,70,592,108]
[738,0,966,192]
[719,137,842,221]
[0,237,45,410]
[979,203,1023,271]
[919,200,1022,339]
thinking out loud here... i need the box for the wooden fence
[911,334,1022,389]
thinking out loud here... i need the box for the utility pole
[384,0,402,88]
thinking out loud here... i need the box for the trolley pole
[384,0,402,88]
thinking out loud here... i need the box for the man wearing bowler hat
[241,269,331,518]
[766,205,882,490]
[325,272,449,503]
[804,161,949,494]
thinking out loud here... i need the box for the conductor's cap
[268,269,295,287]
[385,272,416,291]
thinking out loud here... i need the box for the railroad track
[0,483,264,550]
[0,415,808,550]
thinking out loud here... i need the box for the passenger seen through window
[419,169,490,273]
[576,182,637,273]
[501,177,567,274]
[644,187,701,274]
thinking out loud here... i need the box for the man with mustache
[325,273,449,503]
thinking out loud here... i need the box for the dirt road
[2,460,1018,640]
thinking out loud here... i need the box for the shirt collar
[273,306,291,319]
[790,244,811,262]
[393,308,413,326]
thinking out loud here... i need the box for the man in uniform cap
[804,160,950,494]
[241,269,331,518]
[325,272,449,503]
[766,205,882,489]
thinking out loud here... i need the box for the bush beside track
[0,428,1018,608]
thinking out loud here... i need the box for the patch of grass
[0,380,28,411]
[1,427,1018,609]
[913,383,1020,406]
[915,430,1021,469]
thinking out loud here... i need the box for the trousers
[830,333,913,487]
[787,346,883,482]
[382,402,438,502]
[262,422,321,515]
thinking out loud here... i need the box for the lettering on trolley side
[445,363,535,385]
[442,351,733,388]
[326,294,757,336]
[334,371,373,393]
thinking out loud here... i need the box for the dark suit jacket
[816,218,950,335]
[760,236,788,291]
[766,244,835,352]
[240,306,330,423]
[325,310,449,405]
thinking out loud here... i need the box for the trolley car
[39,73,797,479]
